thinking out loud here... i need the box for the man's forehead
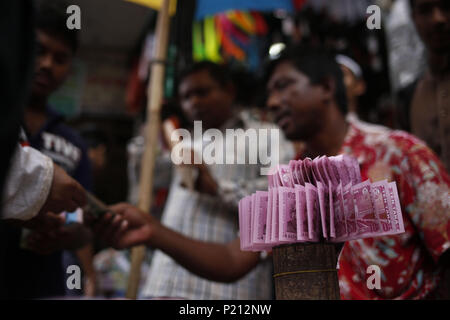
[36,30,72,54]
[340,65,356,79]
[268,61,306,85]
[180,70,215,88]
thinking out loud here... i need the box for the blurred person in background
[336,54,367,124]
[409,0,450,170]
[3,1,97,298]
[135,61,292,299]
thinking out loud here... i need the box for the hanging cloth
[250,12,268,35]
[204,16,222,62]
[226,11,255,34]
[217,15,246,61]
[193,20,206,61]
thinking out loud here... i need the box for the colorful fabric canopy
[195,0,294,20]
[192,10,269,70]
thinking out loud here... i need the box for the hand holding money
[178,147,218,195]
[40,164,87,215]
[92,203,158,249]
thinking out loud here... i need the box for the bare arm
[94,203,261,283]
[151,226,260,282]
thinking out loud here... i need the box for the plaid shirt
[141,110,294,299]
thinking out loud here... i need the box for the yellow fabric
[126,0,177,16]
[204,17,222,63]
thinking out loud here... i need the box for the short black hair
[265,45,348,115]
[36,0,79,53]
[178,61,232,89]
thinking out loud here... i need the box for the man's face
[31,30,73,99]
[412,0,450,54]
[178,70,234,130]
[266,61,330,141]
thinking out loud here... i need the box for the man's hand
[25,223,91,255]
[93,203,157,249]
[194,164,218,196]
[12,211,65,232]
[40,164,87,214]
[178,148,218,195]
[25,229,65,255]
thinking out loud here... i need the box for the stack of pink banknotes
[238,155,405,251]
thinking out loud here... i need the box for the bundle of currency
[84,191,113,219]
[238,155,405,252]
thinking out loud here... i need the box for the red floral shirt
[337,121,450,299]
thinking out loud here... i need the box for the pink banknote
[238,195,252,251]
[317,181,330,239]
[278,187,297,242]
[252,191,268,245]
[352,180,381,236]
[271,187,280,244]
[333,182,348,242]
[303,158,314,184]
[295,184,309,241]
[305,183,320,242]
[265,188,273,244]
[370,180,395,235]
[342,182,357,238]
[278,165,294,188]
[387,182,405,234]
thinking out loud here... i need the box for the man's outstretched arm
[94,203,261,283]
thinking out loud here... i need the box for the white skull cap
[336,54,363,79]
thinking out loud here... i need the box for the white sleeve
[1,145,54,220]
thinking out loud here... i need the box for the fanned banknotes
[238,155,405,251]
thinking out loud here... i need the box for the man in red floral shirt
[95,46,450,299]
[264,46,450,299]
[337,123,449,299]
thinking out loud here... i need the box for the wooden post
[272,243,341,300]
[126,0,172,300]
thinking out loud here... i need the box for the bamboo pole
[126,0,172,300]
[272,243,341,300]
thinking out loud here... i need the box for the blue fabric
[26,106,93,190]
[195,0,294,20]
[65,210,80,225]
